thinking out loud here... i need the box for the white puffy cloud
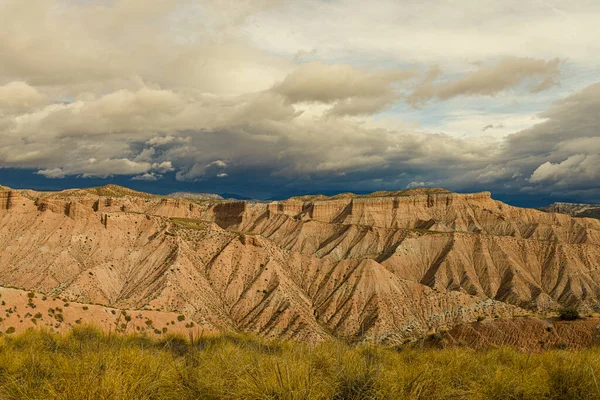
[0,82,46,113]
[132,173,161,181]
[36,168,66,179]
[530,155,600,186]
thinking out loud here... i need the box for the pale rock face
[0,185,599,343]
[541,202,600,220]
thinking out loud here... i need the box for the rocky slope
[0,184,599,343]
[541,202,600,220]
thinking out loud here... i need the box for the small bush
[428,332,443,343]
[556,342,568,350]
[477,315,486,322]
[177,315,185,322]
[5,327,15,334]
[558,307,580,321]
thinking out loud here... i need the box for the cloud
[242,0,600,66]
[482,123,505,132]
[207,160,228,168]
[0,0,287,94]
[153,162,175,173]
[530,154,600,186]
[272,62,415,115]
[36,168,66,179]
[0,82,46,113]
[408,57,561,106]
[132,172,161,181]
[2,78,599,203]
[406,181,426,188]
[146,135,191,146]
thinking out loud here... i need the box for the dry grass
[0,326,599,399]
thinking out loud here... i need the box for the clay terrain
[541,202,600,220]
[1,184,600,344]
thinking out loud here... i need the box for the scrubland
[0,326,598,399]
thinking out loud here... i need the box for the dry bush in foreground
[0,326,598,399]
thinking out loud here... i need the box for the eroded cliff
[0,184,599,343]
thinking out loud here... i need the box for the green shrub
[558,307,580,321]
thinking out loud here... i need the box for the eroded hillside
[1,184,599,343]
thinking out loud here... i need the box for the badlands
[1,184,600,345]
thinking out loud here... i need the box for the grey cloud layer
[3,78,597,199]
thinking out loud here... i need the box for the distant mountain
[540,202,600,220]
[219,193,253,200]
[168,192,224,200]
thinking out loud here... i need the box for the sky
[0,0,599,205]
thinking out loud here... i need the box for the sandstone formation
[541,202,600,220]
[0,184,599,343]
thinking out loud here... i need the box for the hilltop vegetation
[0,326,599,399]
[53,184,158,199]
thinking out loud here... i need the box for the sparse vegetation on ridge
[0,326,598,399]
